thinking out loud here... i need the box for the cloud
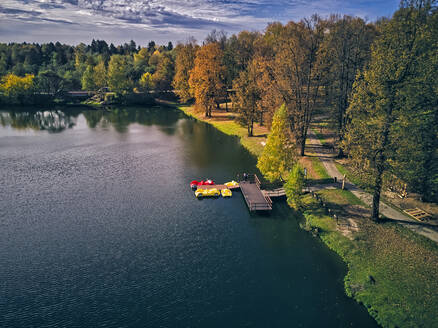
[0,0,399,44]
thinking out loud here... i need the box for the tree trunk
[337,137,345,158]
[372,165,384,221]
[299,138,305,156]
[259,111,263,126]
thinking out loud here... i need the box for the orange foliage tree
[189,43,226,117]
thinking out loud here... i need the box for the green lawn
[318,188,365,206]
[312,128,329,146]
[310,157,331,180]
[301,192,438,328]
[335,162,374,191]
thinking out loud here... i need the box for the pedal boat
[221,189,232,197]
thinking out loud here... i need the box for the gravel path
[306,129,438,243]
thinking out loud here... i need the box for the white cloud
[0,0,398,44]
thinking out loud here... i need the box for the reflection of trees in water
[1,106,182,134]
[177,118,256,170]
[81,106,181,134]
[82,110,105,128]
[0,110,76,133]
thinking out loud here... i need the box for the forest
[0,0,437,215]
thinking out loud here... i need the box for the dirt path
[306,129,438,243]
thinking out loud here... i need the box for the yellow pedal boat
[195,188,220,198]
[221,188,232,197]
[224,180,239,188]
[207,188,221,197]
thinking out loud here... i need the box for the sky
[0,0,400,46]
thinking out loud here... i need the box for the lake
[0,106,378,327]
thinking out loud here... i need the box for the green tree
[35,70,65,96]
[107,55,133,94]
[284,164,305,210]
[93,61,107,90]
[343,0,438,220]
[81,65,95,90]
[257,104,296,182]
[152,53,174,94]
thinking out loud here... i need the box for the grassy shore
[302,191,438,327]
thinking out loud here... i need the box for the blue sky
[0,0,399,45]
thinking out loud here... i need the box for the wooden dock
[240,174,272,211]
[262,188,286,198]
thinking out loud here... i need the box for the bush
[285,164,304,210]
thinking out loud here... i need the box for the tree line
[0,39,175,103]
[0,0,436,216]
[173,0,437,216]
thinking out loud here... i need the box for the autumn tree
[139,72,154,92]
[343,0,438,220]
[257,104,296,182]
[189,43,226,117]
[232,60,261,136]
[0,73,34,104]
[261,17,324,156]
[319,15,377,156]
[172,39,198,102]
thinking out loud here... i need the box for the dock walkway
[240,175,272,211]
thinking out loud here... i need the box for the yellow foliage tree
[0,73,35,104]
[172,41,198,102]
[139,72,154,92]
[257,104,296,182]
[189,43,226,117]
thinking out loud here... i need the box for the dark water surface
[0,107,378,327]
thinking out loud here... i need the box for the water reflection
[0,106,182,134]
[0,110,77,133]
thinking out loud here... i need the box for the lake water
[0,106,378,327]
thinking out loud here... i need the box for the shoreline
[174,103,438,328]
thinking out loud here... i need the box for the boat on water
[224,180,239,188]
[195,188,220,198]
[190,179,215,190]
[221,189,232,197]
